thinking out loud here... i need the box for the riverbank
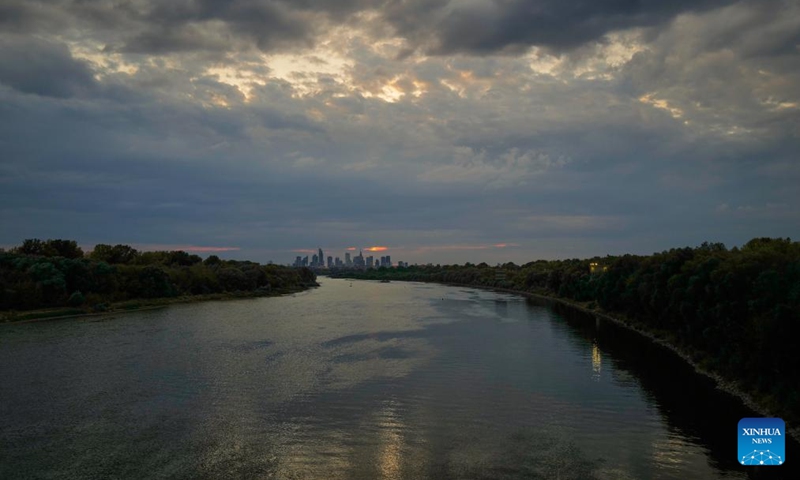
[360,277,800,442]
[1,283,319,324]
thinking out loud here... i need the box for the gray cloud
[383,0,737,55]
[0,1,750,58]
[130,1,315,54]
[0,0,798,263]
[0,36,97,98]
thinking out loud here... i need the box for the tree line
[1,239,316,312]
[336,238,800,425]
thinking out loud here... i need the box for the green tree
[68,291,86,307]
[15,239,47,256]
[137,266,175,298]
[45,239,84,259]
[204,255,221,266]
[90,244,139,264]
[217,267,251,291]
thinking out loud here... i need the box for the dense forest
[336,238,800,426]
[0,239,316,316]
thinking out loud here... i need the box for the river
[1,278,796,479]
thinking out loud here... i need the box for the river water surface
[1,278,796,479]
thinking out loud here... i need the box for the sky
[1,0,798,265]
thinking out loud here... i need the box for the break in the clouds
[1,1,798,264]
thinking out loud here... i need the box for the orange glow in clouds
[365,246,388,252]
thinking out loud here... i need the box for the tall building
[366,256,374,268]
[318,248,324,267]
[385,255,391,267]
[327,256,333,268]
[335,257,342,267]
[312,254,318,267]
[345,252,352,266]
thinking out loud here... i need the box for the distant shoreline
[0,284,318,324]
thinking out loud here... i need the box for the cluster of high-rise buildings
[292,248,408,269]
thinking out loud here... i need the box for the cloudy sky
[1,0,798,264]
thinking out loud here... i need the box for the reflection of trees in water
[533,299,800,476]
[435,429,602,480]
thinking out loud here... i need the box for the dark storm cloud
[0,1,317,56]
[4,0,776,65]
[384,0,737,54]
[1,0,743,57]
[0,0,380,57]
[124,1,313,54]
[0,1,62,32]
[0,36,97,98]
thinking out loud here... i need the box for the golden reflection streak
[377,401,404,480]
[592,341,602,382]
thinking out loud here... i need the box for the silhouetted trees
[89,244,139,264]
[13,239,84,259]
[0,239,316,311]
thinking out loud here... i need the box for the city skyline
[293,246,400,269]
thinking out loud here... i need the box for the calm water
[1,278,797,479]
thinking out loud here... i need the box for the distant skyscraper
[327,256,333,268]
[294,256,302,267]
[312,254,318,267]
[366,256,374,268]
[345,252,351,266]
[385,255,391,266]
[318,248,324,266]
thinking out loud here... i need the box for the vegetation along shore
[0,239,317,323]
[334,238,800,440]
